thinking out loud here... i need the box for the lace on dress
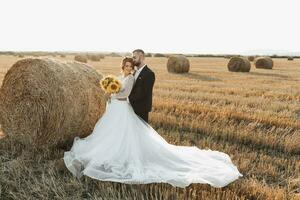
[110,74,135,99]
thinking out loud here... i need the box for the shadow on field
[249,71,290,79]
[182,72,221,81]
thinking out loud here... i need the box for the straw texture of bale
[74,55,88,63]
[0,58,106,148]
[254,57,273,69]
[167,56,190,73]
[227,57,251,72]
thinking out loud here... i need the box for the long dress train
[63,74,243,188]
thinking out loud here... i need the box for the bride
[63,57,243,188]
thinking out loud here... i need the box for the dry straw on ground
[167,56,190,73]
[254,57,274,69]
[0,58,106,148]
[74,55,88,63]
[227,57,251,72]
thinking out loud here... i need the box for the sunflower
[99,75,122,94]
[114,79,121,85]
[100,79,109,89]
[108,82,121,93]
[105,85,113,93]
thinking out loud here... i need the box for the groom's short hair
[132,49,145,55]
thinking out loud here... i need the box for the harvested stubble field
[0,54,299,200]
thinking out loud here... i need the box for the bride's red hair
[121,57,134,70]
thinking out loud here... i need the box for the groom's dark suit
[129,65,155,123]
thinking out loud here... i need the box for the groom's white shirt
[129,64,145,103]
[134,64,146,81]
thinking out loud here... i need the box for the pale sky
[0,0,299,54]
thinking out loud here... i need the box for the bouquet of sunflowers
[99,75,122,103]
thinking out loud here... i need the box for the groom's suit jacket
[129,65,155,114]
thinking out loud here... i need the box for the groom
[128,49,155,123]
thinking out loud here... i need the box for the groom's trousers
[135,111,149,123]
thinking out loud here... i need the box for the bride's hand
[104,93,111,101]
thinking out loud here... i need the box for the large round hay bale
[248,56,255,62]
[167,56,190,73]
[74,55,88,63]
[0,58,106,148]
[287,56,294,61]
[227,57,251,72]
[254,57,273,69]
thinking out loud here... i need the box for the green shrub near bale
[227,57,251,72]
[107,52,121,57]
[167,56,190,73]
[0,58,106,148]
[123,53,132,57]
[248,56,255,62]
[74,55,88,63]
[254,57,273,69]
[153,53,166,57]
[287,56,294,61]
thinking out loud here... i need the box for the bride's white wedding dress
[63,73,243,188]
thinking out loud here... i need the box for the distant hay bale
[227,57,251,72]
[248,56,255,62]
[0,58,106,148]
[60,54,66,58]
[287,56,294,61]
[87,54,103,62]
[74,55,88,63]
[254,57,273,69]
[167,56,190,73]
